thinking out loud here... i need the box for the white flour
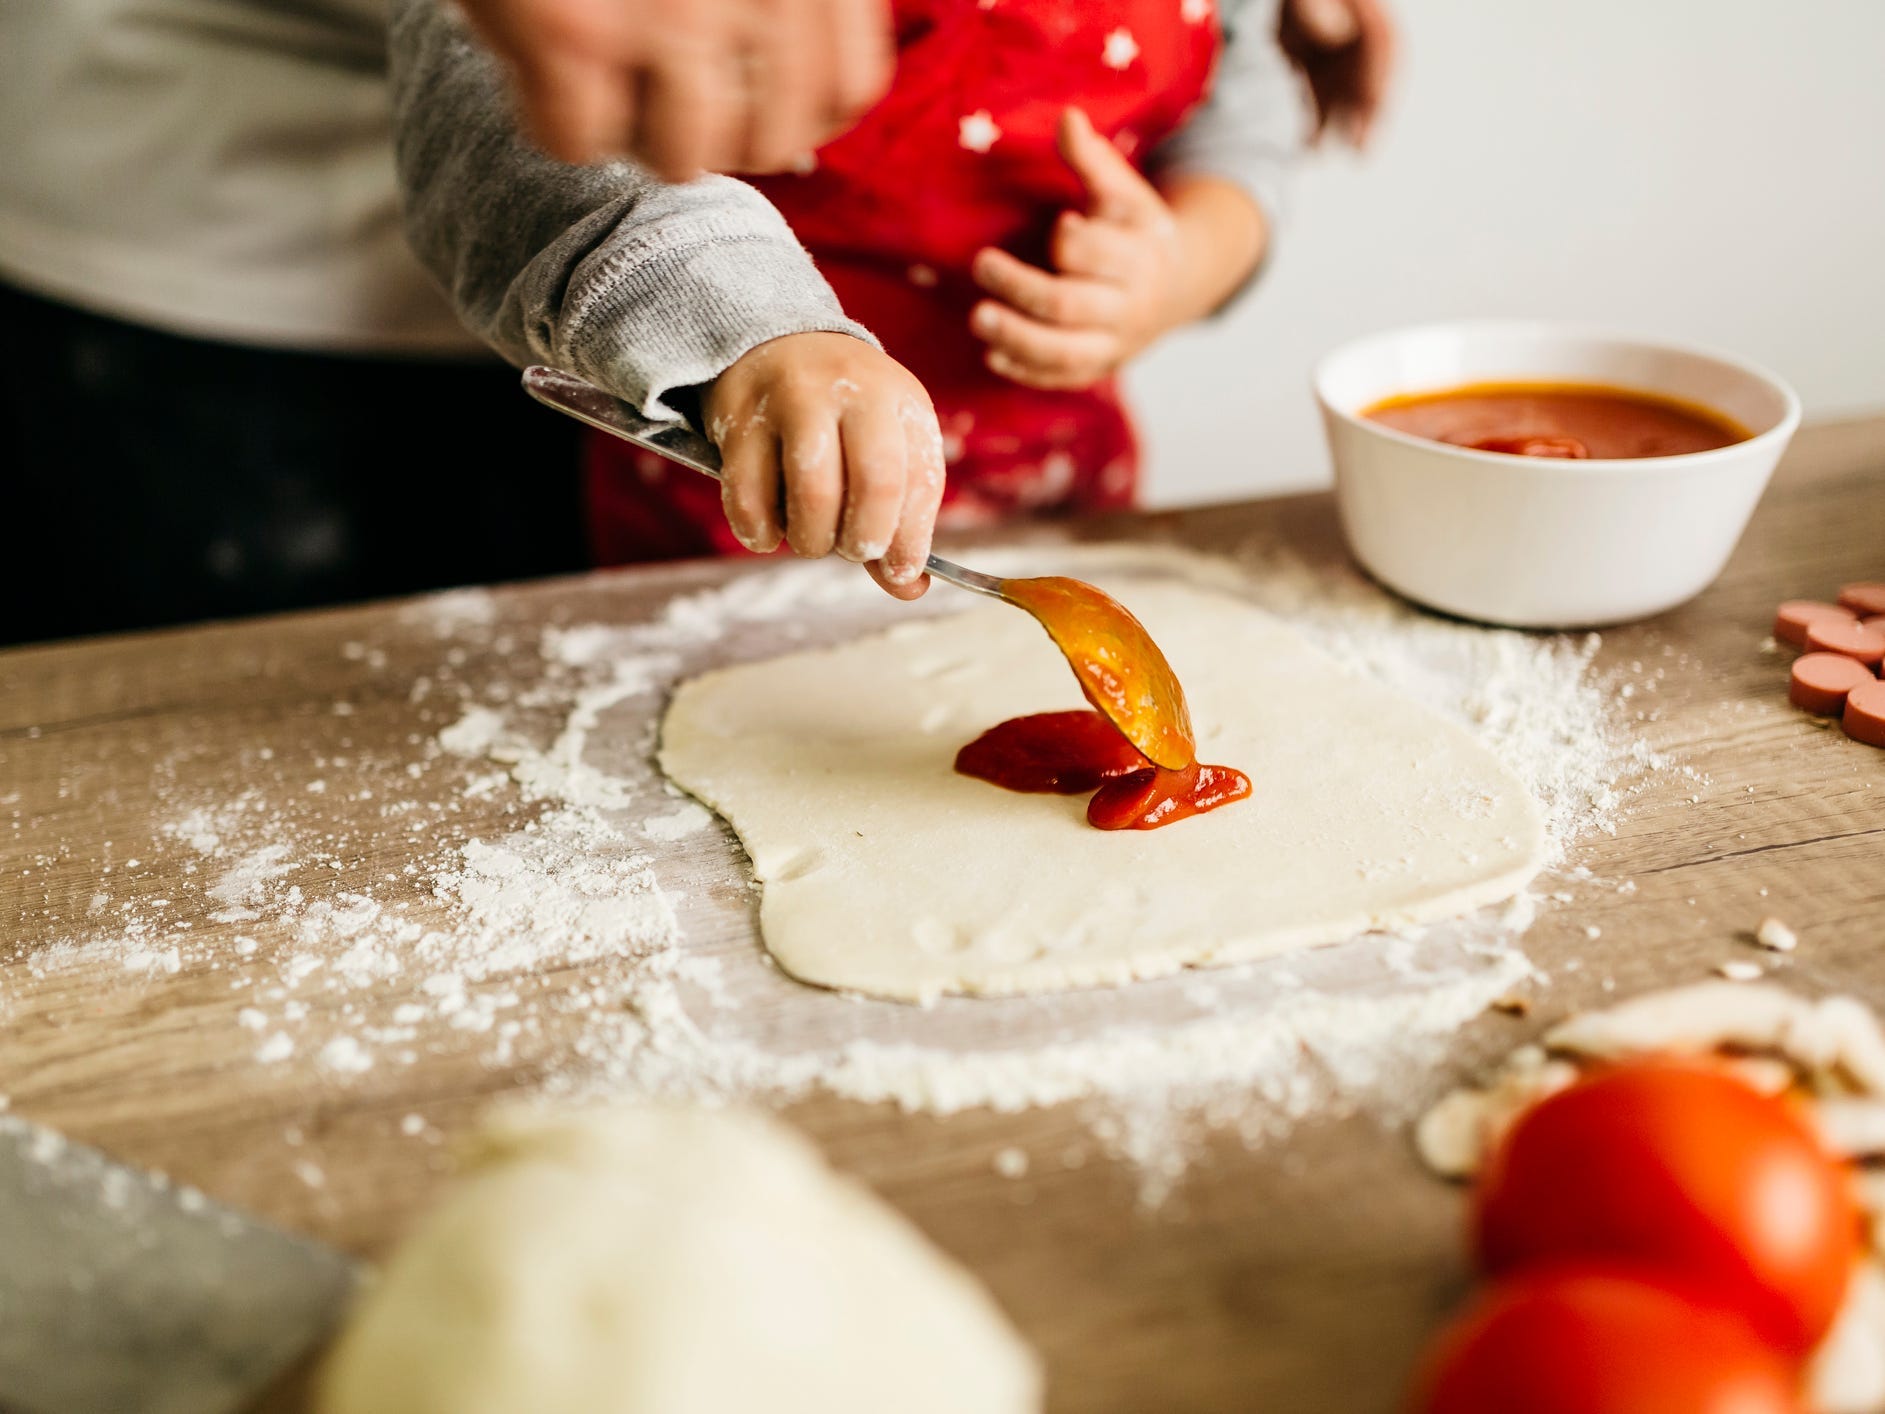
[21,541,1658,1201]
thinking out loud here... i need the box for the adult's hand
[456,0,896,179]
[1278,0,1396,148]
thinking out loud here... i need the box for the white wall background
[1130,0,1885,507]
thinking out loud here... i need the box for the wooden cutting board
[1,416,1882,1413]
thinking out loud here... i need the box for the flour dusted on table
[19,542,1658,1199]
[424,544,1644,1189]
[643,803,714,842]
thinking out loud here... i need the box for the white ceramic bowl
[1314,321,1800,627]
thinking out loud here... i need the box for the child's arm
[968,0,1304,390]
[388,0,940,595]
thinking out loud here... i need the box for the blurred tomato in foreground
[1408,1265,1803,1414]
[1473,1060,1857,1354]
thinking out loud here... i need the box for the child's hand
[967,109,1182,391]
[703,333,945,600]
[968,109,1266,391]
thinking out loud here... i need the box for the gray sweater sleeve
[386,0,875,423]
[1149,0,1306,303]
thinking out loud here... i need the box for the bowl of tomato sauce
[1314,321,1800,627]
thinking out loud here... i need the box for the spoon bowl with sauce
[1314,321,1800,628]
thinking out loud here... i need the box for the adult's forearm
[386,0,875,421]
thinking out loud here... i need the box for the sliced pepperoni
[1774,600,1855,648]
[1805,617,1885,667]
[1843,679,1885,748]
[1790,653,1877,716]
[1838,583,1885,617]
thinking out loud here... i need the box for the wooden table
[4,416,1883,1413]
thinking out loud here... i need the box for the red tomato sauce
[1086,760,1253,831]
[954,709,1251,832]
[1364,381,1748,461]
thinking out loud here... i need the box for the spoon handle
[521,367,1003,600]
[522,366,723,480]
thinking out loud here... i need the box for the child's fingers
[778,406,844,557]
[717,423,784,553]
[1056,107,1164,226]
[867,561,928,600]
[970,248,1125,329]
[982,346,1111,391]
[984,349,1105,392]
[970,301,1115,381]
[1049,211,1142,282]
[873,404,945,599]
[835,398,907,564]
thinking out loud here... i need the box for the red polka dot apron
[585,0,1222,565]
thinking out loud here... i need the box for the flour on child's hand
[786,427,833,472]
[741,392,771,433]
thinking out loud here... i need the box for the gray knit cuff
[561,233,879,424]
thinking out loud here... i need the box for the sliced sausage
[1775,600,1855,648]
[1805,618,1885,667]
[1838,583,1885,616]
[1843,679,1885,747]
[1791,653,1877,716]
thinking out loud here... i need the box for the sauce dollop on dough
[955,709,1251,832]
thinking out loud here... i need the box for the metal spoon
[522,366,1195,768]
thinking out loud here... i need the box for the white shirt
[0,0,482,353]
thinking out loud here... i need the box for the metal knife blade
[0,1114,359,1414]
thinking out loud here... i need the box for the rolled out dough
[659,578,1547,1003]
[317,1107,1040,1414]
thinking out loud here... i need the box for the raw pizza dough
[659,578,1547,1003]
[317,1107,1040,1414]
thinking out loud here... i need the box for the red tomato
[1409,1266,1804,1414]
[1472,1060,1857,1355]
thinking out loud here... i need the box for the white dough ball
[317,1106,1042,1414]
